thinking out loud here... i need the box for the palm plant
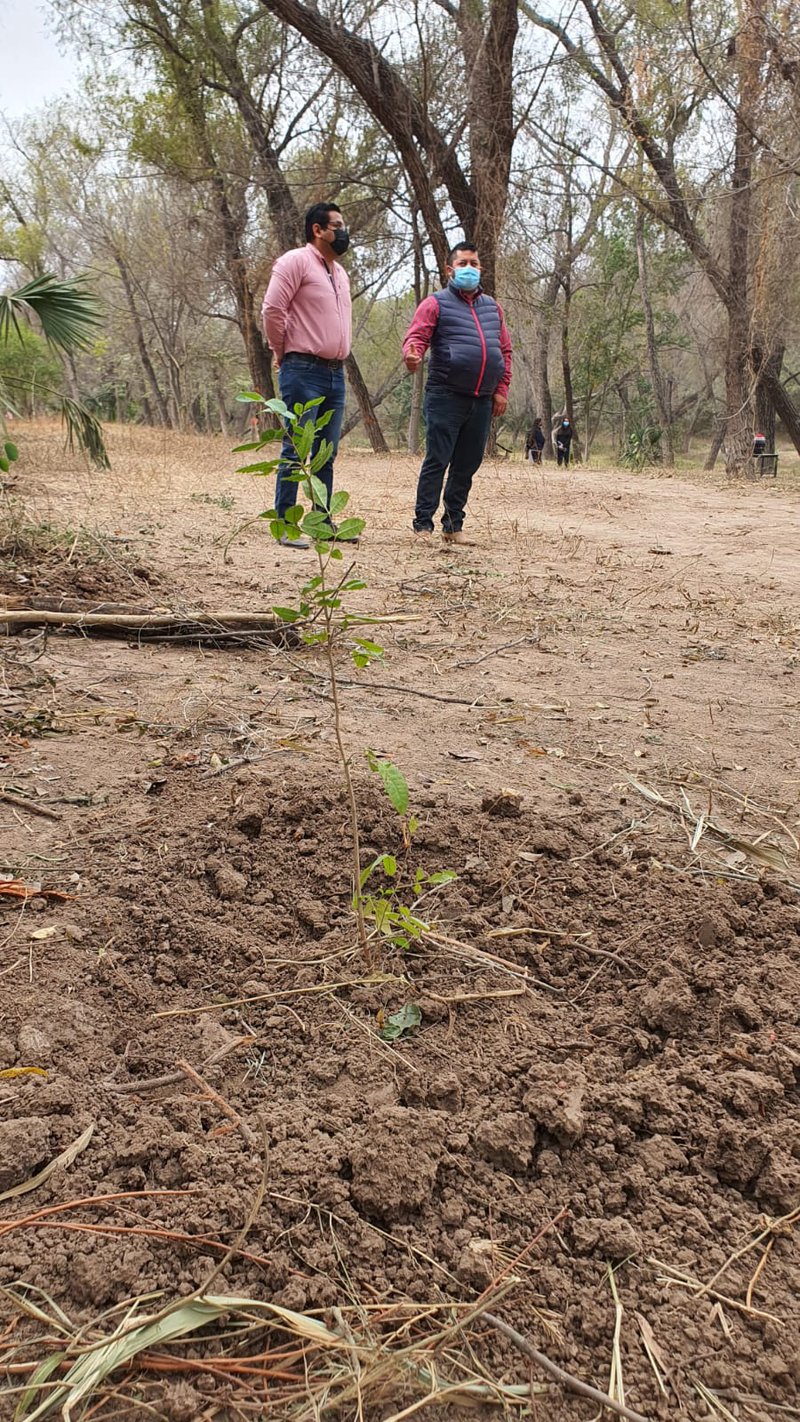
[0,273,109,468]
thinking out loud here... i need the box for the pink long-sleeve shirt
[403,289,513,399]
[262,244,352,365]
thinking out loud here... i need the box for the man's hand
[492,392,508,418]
[404,347,423,373]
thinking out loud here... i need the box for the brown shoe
[442,530,466,545]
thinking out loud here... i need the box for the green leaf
[334,518,365,541]
[301,397,325,412]
[329,547,344,560]
[381,854,397,876]
[301,511,331,537]
[0,456,8,473]
[236,391,264,403]
[375,759,409,816]
[379,1004,422,1041]
[294,420,315,463]
[352,651,369,668]
[264,397,290,416]
[309,441,334,475]
[14,1349,66,1420]
[273,606,303,622]
[428,870,457,884]
[237,461,280,475]
[330,490,350,515]
[4,441,18,462]
[354,639,384,656]
[309,474,329,509]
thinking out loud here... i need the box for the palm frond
[60,396,110,469]
[0,274,103,354]
[0,376,109,469]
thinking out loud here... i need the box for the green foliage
[366,751,409,816]
[361,752,456,949]
[234,399,456,957]
[378,1003,422,1041]
[0,273,103,354]
[0,274,109,468]
[0,326,64,398]
[620,422,663,469]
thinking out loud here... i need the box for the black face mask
[328,227,350,256]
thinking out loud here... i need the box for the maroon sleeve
[402,295,440,359]
[495,301,513,399]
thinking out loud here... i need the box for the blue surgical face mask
[451,266,480,292]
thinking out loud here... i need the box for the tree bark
[760,365,800,455]
[751,342,783,451]
[111,250,170,425]
[256,0,518,290]
[342,355,389,452]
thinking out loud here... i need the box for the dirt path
[1,425,798,1421]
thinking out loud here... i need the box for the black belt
[283,351,343,370]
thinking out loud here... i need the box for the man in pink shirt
[262,202,353,548]
[403,241,512,545]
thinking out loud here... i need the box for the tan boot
[442,530,466,546]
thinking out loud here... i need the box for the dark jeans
[275,357,345,518]
[413,386,493,532]
[556,442,571,467]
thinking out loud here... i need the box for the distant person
[403,241,512,545]
[753,431,766,456]
[525,418,545,465]
[262,201,354,549]
[553,416,574,468]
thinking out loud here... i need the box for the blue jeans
[413,385,493,532]
[275,357,346,518]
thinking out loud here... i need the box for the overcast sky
[0,0,78,120]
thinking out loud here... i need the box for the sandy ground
[0,423,799,1422]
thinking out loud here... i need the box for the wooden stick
[104,1035,255,1094]
[176,1058,258,1147]
[482,1312,652,1422]
[0,609,288,629]
[0,790,62,822]
[745,1238,774,1308]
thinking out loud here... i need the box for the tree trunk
[407,363,425,456]
[112,250,170,425]
[343,355,389,453]
[635,208,674,465]
[760,367,800,455]
[751,343,783,451]
[704,415,726,471]
[460,0,519,294]
[533,272,559,458]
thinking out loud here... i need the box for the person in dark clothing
[525,418,545,464]
[403,241,513,545]
[753,432,766,456]
[554,417,574,467]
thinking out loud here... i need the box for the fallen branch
[0,606,297,648]
[483,1312,652,1422]
[0,790,63,822]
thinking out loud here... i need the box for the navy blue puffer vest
[427,284,506,398]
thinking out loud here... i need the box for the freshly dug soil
[1,763,799,1420]
[2,425,800,1420]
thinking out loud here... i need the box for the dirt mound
[1,761,799,1418]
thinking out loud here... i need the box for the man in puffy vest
[403,242,512,545]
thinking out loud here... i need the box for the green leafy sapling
[360,752,457,950]
[234,392,379,956]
